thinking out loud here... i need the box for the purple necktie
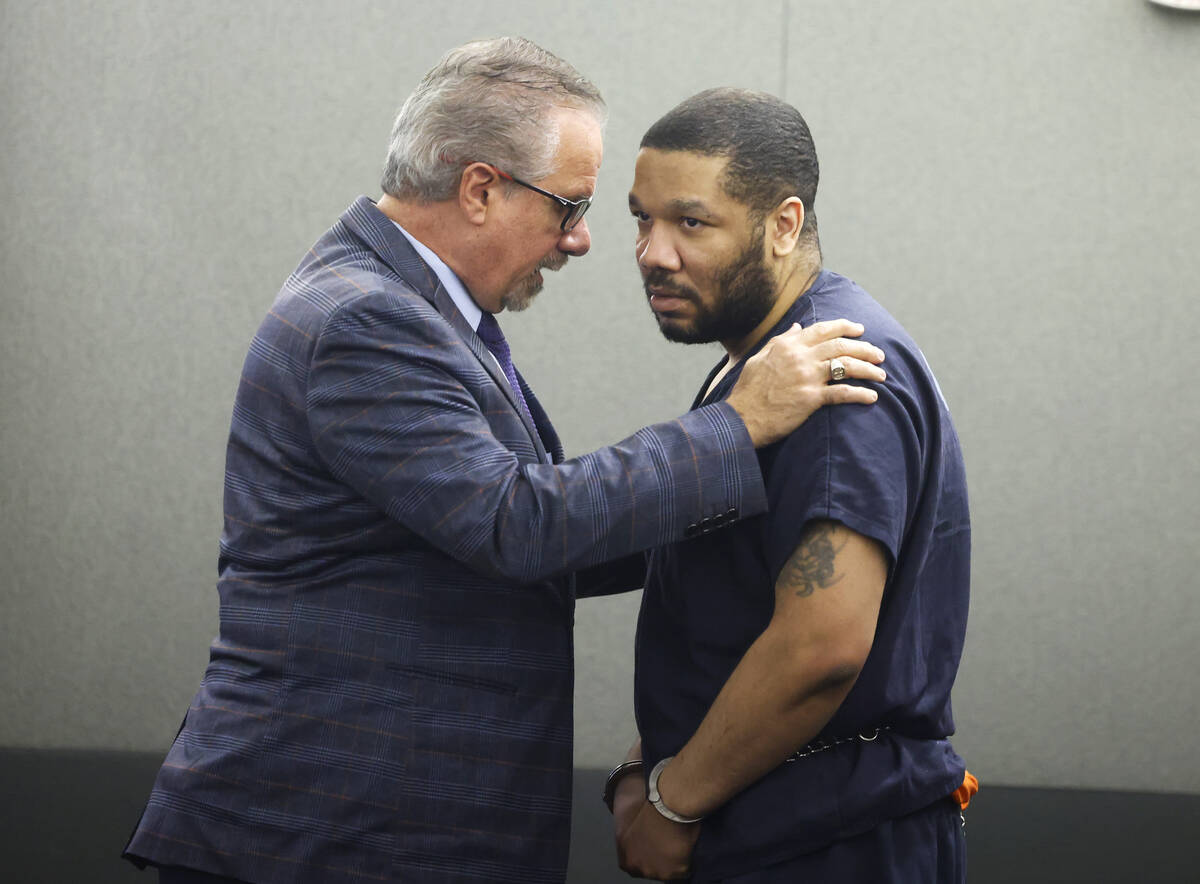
[476,312,536,430]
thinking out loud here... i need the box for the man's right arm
[307,293,883,584]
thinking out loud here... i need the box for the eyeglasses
[488,165,592,233]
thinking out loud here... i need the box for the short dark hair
[640,88,819,236]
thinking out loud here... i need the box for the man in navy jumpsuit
[609,89,974,882]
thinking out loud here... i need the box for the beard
[644,239,776,345]
[501,253,569,313]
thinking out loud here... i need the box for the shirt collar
[390,220,483,330]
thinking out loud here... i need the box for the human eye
[631,210,650,223]
[681,217,703,229]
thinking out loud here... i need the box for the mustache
[540,253,568,273]
[642,270,697,300]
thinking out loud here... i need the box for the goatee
[502,254,569,312]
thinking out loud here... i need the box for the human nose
[636,224,680,272]
[559,217,591,257]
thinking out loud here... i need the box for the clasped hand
[613,768,700,880]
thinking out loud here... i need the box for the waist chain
[785,726,890,762]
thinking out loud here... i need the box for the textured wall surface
[2,0,1197,793]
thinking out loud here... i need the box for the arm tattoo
[783,523,846,597]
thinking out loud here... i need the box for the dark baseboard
[2,748,1195,883]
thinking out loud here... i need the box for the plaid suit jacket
[124,197,767,883]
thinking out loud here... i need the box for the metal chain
[784,727,890,762]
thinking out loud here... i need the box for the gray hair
[381,37,606,202]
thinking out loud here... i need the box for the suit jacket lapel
[517,371,564,463]
[340,196,553,463]
[439,291,554,464]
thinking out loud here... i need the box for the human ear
[770,197,805,257]
[459,162,500,226]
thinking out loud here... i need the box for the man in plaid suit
[123,38,884,884]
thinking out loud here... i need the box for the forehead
[540,106,603,195]
[630,148,734,208]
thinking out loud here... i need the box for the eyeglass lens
[564,200,590,232]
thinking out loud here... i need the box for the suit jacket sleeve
[306,287,766,583]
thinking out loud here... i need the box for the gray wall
[2,0,1197,795]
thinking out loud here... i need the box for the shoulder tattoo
[782,523,846,597]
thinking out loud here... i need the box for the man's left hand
[615,800,701,880]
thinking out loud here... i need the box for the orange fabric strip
[952,770,979,810]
